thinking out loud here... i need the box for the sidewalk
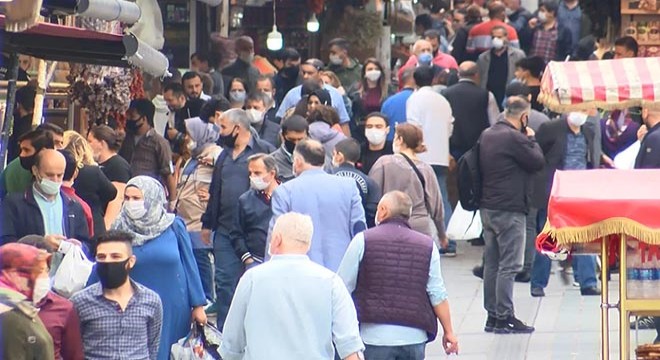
[426,242,656,360]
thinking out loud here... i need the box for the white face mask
[329,54,343,65]
[33,276,51,304]
[365,70,382,82]
[492,37,505,50]
[247,109,264,124]
[365,129,387,146]
[37,177,62,196]
[392,141,400,154]
[537,11,547,23]
[124,200,147,220]
[567,112,588,127]
[250,175,270,190]
[229,90,246,103]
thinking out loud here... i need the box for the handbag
[171,322,222,360]
[52,245,94,298]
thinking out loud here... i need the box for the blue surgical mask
[418,53,433,66]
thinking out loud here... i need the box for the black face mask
[218,126,239,149]
[282,65,299,78]
[126,118,143,134]
[283,139,296,154]
[19,154,36,170]
[97,259,131,289]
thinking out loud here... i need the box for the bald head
[458,61,479,83]
[32,149,65,195]
[643,107,660,128]
[413,39,434,57]
[376,191,413,224]
[35,149,65,170]
[270,212,314,255]
[488,1,507,20]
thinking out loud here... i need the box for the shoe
[440,247,457,257]
[580,287,601,296]
[472,265,484,279]
[630,316,656,330]
[204,302,218,315]
[515,271,531,283]
[531,287,545,297]
[470,237,485,246]
[494,316,535,334]
[484,315,497,332]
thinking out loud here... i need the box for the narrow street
[427,242,655,359]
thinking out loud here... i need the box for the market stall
[538,58,660,360]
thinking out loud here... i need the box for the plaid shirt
[530,23,559,64]
[118,128,173,180]
[71,281,163,360]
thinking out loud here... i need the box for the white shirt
[406,86,453,166]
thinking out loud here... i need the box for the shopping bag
[171,322,222,360]
[446,202,482,241]
[52,245,94,298]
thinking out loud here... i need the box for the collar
[32,184,59,203]
[647,122,660,135]
[335,163,356,171]
[93,278,142,298]
[379,216,412,228]
[401,87,415,92]
[459,78,477,85]
[298,168,325,177]
[270,254,310,261]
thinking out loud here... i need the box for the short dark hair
[256,75,275,89]
[491,25,508,37]
[328,38,350,51]
[247,153,278,175]
[90,125,124,152]
[186,98,206,118]
[365,112,390,126]
[614,36,639,57]
[303,58,324,71]
[540,0,559,15]
[60,149,78,182]
[17,235,50,252]
[294,139,326,167]
[96,230,135,252]
[281,114,309,135]
[200,97,231,122]
[15,85,36,111]
[423,29,442,42]
[273,47,301,62]
[505,82,531,98]
[36,122,64,137]
[301,79,322,97]
[182,71,202,83]
[129,99,155,127]
[334,138,361,163]
[515,56,546,79]
[415,14,433,31]
[488,1,507,17]
[308,105,339,126]
[18,129,54,152]
[191,52,209,63]
[164,82,186,97]
[413,66,434,87]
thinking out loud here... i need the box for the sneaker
[440,247,457,257]
[515,271,531,283]
[484,315,497,333]
[494,316,535,334]
[630,316,656,330]
[580,287,601,296]
[531,287,545,297]
[472,265,484,279]
[204,302,218,315]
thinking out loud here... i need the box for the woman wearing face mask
[109,176,207,360]
[368,123,447,249]
[175,117,221,303]
[350,58,390,144]
[228,78,248,109]
[320,70,354,118]
[0,243,55,360]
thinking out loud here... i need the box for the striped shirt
[466,20,520,54]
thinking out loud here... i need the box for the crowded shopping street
[2,0,660,359]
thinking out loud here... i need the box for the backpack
[457,138,483,212]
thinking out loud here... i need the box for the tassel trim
[542,217,660,246]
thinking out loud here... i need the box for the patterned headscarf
[112,176,175,246]
[0,243,50,299]
[185,117,220,157]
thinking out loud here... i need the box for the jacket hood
[309,122,342,143]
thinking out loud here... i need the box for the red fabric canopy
[541,169,660,246]
[539,58,660,112]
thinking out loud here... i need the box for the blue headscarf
[185,117,220,157]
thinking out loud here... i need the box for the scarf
[0,243,50,301]
[185,117,220,158]
[112,176,176,246]
[605,110,634,141]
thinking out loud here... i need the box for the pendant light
[266,0,283,50]
[306,13,319,33]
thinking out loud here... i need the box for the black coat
[635,122,660,169]
[442,80,490,157]
[533,118,596,209]
[1,187,91,249]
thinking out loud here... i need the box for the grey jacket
[477,47,526,91]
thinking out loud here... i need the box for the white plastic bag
[171,323,222,359]
[52,245,94,298]
[614,141,641,169]
[446,202,482,241]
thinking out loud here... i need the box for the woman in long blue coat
[112,176,207,360]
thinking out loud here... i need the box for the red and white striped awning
[539,58,660,112]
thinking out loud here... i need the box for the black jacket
[332,164,381,228]
[635,122,660,169]
[442,79,490,157]
[479,121,545,213]
[230,189,272,262]
[519,22,573,61]
[1,187,91,248]
[533,118,596,209]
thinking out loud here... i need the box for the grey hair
[222,108,251,129]
[247,153,278,176]
[272,212,314,247]
[247,91,274,108]
[504,96,531,119]
[380,190,413,220]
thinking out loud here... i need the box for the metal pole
[0,52,20,170]
[601,236,609,360]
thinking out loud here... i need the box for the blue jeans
[431,165,455,251]
[213,231,242,330]
[193,249,214,302]
[364,343,426,360]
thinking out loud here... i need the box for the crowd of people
[0,0,657,358]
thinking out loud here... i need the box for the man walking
[220,212,365,360]
[338,191,459,358]
[479,96,544,334]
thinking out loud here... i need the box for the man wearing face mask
[230,154,279,270]
[201,109,274,326]
[7,84,36,163]
[466,1,520,55]
[1,149,91,255]
[1,128,54,200]
[271,115,309,182]
[245,92,281,148]
[332,138,381,228]
[397,39,448,91]
[359,112,393,175]
[479,96,543,334]
[530,111,599,297]
[477,26,526,110]
[504,0,533,34]
[273,48,302,107]
[520,0,572,63]
[118,99,177,211]
[327,38,362,92]
[182,71,212,101]
[71,230,163,360]
[222,36,260,93]
[163,83,205,154]
[255,75,280,122]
